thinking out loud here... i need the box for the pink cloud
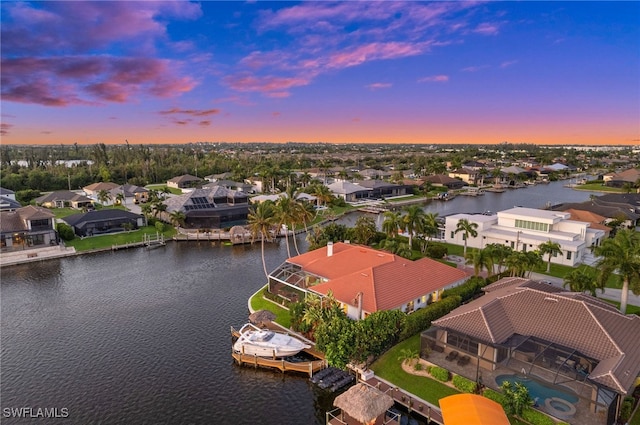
[418,75,449,83]
[1,123,13,136]
[1,56,196,106]
[198,120,211,127]
[462,65,490,72]
[223,74,310,97]
[272,112,281,117]
[327,42,428,69]
[1,1,201,55]
[472,22,500,36]
[500,60,518,68]
[159,108,220,117]
[366,83,392,90]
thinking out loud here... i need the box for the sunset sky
[1,1,638,146]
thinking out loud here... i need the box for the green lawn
[51,205,125,219]
[249,286,291,328]
[370,335,460,404]
[575,183,624,193]
[630,405,640,425]
[65,226,176,252]
[145,184,182,195]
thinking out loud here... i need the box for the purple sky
[1,1,638,145]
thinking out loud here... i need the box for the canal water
[0,182,600,425]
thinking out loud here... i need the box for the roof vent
[361,273,368,277]
[327,241,333,257]
[544,297,558,302]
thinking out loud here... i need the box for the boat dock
[111,233,166,250]
[362,375,443,425]
[230,325,327,377]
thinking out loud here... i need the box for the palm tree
[420,212,439,249]
[97,189,111,206]
[274,195,295,258]
[403,205,426,248]
[312,184,333,207]
[563,267,602,296]
[593,229,640,314]
[169,210,186,228]
[538,240,562,273]
[523,251,543,277]
[485,243,512,275]
[382,211,403,239]
[454,218,478,256]
[115,192,125,207]
[466,248,491,277]
[248,201,276,278]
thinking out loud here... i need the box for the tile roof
[63,209,142,227]
[0,211,27,232]
[433,278,640,394]
[83,182,119,192]
[35,190,93,204]
[288,243,469,313]
[17,205,55,220]
[167,174,201,183]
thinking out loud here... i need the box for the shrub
[400,295,462,340]
[452,375,477,393]
[483,388,506,405]
[414,362,423,371]
[425,365,432,374]
[619,396,635,423]
[154,221,165,232]
[520,407,556,425]
[425,243,448,259]
[442,277,485,302]
[430,366,450,382]
[56,223,75,241]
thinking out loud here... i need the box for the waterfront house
[167,174,202,190]
[109,184,149,204]
[602,168,640,188]
[327,181,371,202]
[35,190,94,210]
[62,209,145,237]
[162,186,248,229]
[444,207,605,267]
[424,174,466,190]
[422,277,640,425]
[267,242,469,320]
[1,206,58,251]
[448,168,479,185]
[352,180,409,198]
[553,194,640,229]
[83,182,120,204]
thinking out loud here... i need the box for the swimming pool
[495,374,579,404]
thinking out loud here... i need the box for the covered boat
[233,323,310,357]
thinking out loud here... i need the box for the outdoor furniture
[445,351,459,362]
[457,355,471,367]
[431,344,445,353]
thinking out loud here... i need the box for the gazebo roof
[333,383,393,424]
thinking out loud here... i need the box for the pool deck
[425,350,606,425]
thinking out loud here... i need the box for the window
[450,231,454,239]
[515,219,549,232]
[567,251,572,260]
[510,241,515,248]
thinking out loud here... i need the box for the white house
[444,207,606,267]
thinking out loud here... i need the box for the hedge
[430,366,450,382]
[441,276,486,302]
[452,375,477,393]
[399,295,462,340]
[483,388,506,405]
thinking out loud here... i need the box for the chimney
[327,241,334,257]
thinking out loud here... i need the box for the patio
[422,347,607,425]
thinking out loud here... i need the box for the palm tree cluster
[248,187,317,278]
[380,206,440,257]
[464,243,543,278]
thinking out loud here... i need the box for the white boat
[233,323,310,357]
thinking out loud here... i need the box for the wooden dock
[362,375,444,425]
[111,233,166,251]
[231,325,327,377]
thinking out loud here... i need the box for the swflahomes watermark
[3,407,69,419]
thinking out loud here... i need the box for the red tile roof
[289,243,469,313]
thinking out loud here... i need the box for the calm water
[0,182,599,425]
[1,240,335,425]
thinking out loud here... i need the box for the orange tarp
[439,394,510,425]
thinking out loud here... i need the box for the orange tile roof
[290,243,468,312]
[564,208,611,232]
